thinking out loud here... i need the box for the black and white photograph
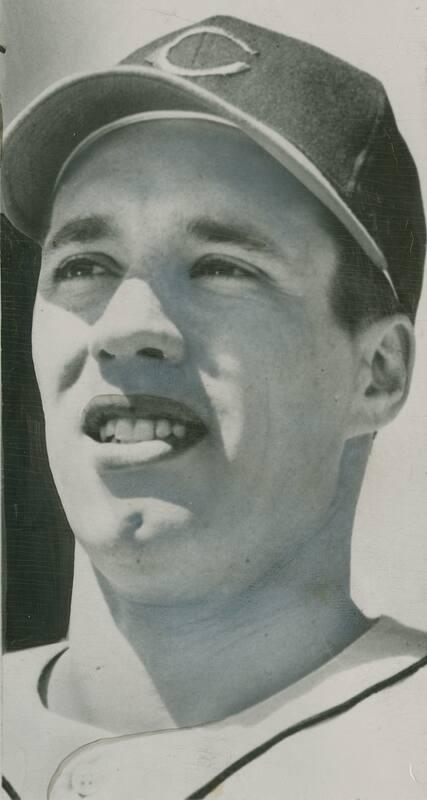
[2,1,427,798]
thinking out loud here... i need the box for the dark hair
[328,222,404,335]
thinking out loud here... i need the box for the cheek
[287,338,356,489]
[32,297,87,400]
[198,306,305,460]
[204,302,352,464]
[199,357,246,461]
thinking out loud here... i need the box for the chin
[71,496,209,598]
[69,493,194,546]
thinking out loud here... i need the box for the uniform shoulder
[213,624,427,798]
[374,616,427,656]
[3,640,69,725]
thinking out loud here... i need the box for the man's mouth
[82,394,208,455]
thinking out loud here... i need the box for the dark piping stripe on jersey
[3,654,426,800]
[2,776,21,800]
[2,650,68,800]
[186,653,427,798]
[37,647,68,707]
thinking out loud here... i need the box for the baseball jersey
[2,616,427,799]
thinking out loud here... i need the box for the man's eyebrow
[43,214,118,252]
[44,213,285,258]
[187,216,283,257]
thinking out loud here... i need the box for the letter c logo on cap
[145,25,258,77]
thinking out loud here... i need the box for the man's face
[34,120,360,603]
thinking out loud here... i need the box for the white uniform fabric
[3,617,427,799]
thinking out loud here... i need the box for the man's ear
[349,314,415,436]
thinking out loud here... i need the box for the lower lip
[88,438,200,472]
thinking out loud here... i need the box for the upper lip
[82,394,209,441]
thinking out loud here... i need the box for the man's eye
[53,257,108,282]
[190,257,257,281]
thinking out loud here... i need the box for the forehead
[50,120,333,224]
[46,120,341,281]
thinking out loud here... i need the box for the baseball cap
[2,15,425,316]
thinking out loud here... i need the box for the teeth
[98,417,188,444]
[172,423,186,439]
[134,420,155,442]
[104,419,116,442]
[115,419,134,443]
[155,419,172,439]
[99,419,117,443]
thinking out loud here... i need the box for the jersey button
[70,761,101,796]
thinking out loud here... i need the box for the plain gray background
[1,0,426,630]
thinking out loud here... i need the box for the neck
[48,438,373,733]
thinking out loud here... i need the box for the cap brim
[3,65,387,273]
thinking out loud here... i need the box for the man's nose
[90,278,185,364]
